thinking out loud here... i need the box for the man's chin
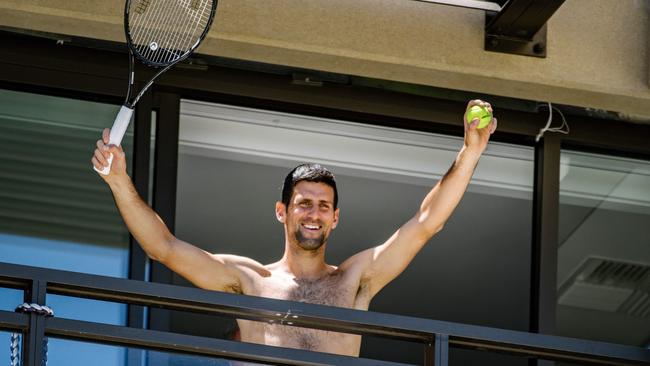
[294,231,326,251]
[297,240,325,251]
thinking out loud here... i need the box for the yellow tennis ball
[465,106,492,129]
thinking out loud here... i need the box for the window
[0,88,134,364]
[557,150,650,348]
[0,89,133,275]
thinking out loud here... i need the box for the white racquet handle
[94,105,134,175]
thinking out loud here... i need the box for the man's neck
[279,242,330,280]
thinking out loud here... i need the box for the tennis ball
[465,105,492,129]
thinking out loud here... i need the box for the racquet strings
[128,0,214,65]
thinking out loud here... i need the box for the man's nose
[305,206,319,219]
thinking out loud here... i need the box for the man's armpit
[225,281,244,294]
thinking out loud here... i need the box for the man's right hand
[91,128,128,182]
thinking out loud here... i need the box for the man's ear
[275,201,286,223]
[332,208,340,229]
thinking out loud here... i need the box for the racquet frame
[94,0,217,175]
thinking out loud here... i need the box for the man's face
[278,181,339,251]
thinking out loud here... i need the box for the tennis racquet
[95,0,217,175]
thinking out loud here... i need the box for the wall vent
[559,257,650,317]
[581,260,649,288]
[620,291,650,318]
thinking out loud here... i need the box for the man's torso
[236,265,370,356]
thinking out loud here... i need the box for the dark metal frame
[1,29,650,365]
[147,92,180,333]
[530,134,560,336]
[529,134,561,366]
[127,89,154,365]
[485,0,566,57]
[1,262,649,365]
[410,0,566,57]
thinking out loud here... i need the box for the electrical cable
[535,102,570,142]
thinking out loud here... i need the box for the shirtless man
[91,99,497,356]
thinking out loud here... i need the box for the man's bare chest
[238,269,370,354]
[255,271,359,308]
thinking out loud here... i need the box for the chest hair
[265,273,354,350]
[288,273,350,306]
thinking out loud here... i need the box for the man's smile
[301,223,322,231]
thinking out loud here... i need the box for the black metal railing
[0,261,648,366]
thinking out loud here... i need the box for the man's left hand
[463,99,497,153]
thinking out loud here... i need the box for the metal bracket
[485,20,547,58]
[484,0,565,58]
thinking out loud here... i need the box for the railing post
[424,337,434,366]
[23,279,47,366]
[434,334,449,366]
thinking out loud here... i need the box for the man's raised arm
[91,128,255,293]
[342,100,497,298]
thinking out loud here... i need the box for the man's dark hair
[282,163,338,209]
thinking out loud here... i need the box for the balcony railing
[0,261,648,366]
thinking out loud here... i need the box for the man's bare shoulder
[337,248,374,278]
[207,254,271,294]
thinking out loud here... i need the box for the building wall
[0,0,648,119]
